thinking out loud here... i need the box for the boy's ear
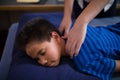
[51,31,60,39]
[51,31,61,43]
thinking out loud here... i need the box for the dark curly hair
[16,17,62,52]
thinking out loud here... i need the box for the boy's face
[25,32,65,67]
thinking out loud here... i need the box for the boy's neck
[61,38,68,57]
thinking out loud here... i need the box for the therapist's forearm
[76,0,109,25]
[64,0,74,18]
[115,60,120,72]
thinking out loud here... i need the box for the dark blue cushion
[8,51,99,80]
[7,12,100,80]
[18,12,63,30]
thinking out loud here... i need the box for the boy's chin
[40,62,60,67]
[48,63,59,67]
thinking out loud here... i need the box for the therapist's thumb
[62,30,69,39]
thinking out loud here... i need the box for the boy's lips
[48,63,54,67]
[47,62,56,67]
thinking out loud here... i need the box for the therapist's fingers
[65,35,75,58]
[69,42,76,58]
[74,41,81,56]
[59,25,70,38]
[59,21,71,35]
[65,30,85,58]
[59,25,64,33]
[64,28,70,37]
[66,38,82,58]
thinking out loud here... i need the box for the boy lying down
[16,17,120,80]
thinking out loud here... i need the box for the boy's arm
[115,60,120,72]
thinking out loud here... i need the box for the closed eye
[38,49,46,56]
[39,52,45,56]
[34,49,46,61]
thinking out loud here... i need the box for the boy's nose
[38,58,48,65]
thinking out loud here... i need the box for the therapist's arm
[65,0,110,56]
[76,0,110,24]
[59,0,74,35]
[63,0,74,19]
[115,60,120,72]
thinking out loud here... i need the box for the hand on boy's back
[60,20,87,59]
[62,35,79,59]
[62,26,87,59]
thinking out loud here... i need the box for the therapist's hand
[59,17,72,36]
[65,21,87,58]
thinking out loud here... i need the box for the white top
[77,0,114,12]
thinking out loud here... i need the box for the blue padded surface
[89,16,120,26]
[18,12,63,30]
[0,23,18,80]
[8,51,99,80]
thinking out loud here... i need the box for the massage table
[0,12,120,80]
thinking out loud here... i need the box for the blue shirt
[73,22,120,80]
